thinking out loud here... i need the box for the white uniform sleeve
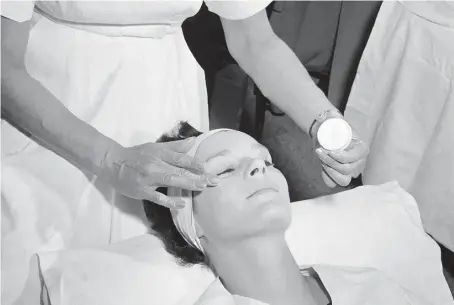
[205,0,272,20]
[1,0,35,22]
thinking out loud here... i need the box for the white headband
[169,128,233,253]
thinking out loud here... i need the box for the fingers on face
[144,189,186,209]
[152,172,208,191]
[159,151,207,173]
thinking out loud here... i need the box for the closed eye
[216,159,273,176]
[265,160,275,167]
[217,168,236,176]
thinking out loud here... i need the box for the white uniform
[345,1,454,251]
[0,1,271,304]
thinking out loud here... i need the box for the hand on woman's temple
[101,138,219,209]
[315,128,369,188]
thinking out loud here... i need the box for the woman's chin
[256,198,292,229]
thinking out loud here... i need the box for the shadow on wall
[182,2,276,106]
[182,3,235,105]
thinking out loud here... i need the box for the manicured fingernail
[315,148,324,157]
[195,181,207,190]
[207,175,220,185]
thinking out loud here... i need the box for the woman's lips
[247,188,278,199]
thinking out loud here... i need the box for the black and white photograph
[1,0,454,304]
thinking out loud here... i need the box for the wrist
[95,138,125,180]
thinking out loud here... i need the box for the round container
[316,118,353,151]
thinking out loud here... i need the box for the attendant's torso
[32,0,203,38]
[34,1,203,25]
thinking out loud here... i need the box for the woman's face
[192,130,291,243]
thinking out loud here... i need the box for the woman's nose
[245,159,266,179]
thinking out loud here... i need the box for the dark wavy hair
[143,121,208,267]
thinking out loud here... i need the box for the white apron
[0,1,272,304]
[345,1,454,251]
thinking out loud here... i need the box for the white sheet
[26,182,453,305]
[196,182,453,304]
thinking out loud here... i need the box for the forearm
[1,65,120,176]
[235,36,337,135]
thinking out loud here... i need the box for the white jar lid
[317,118,352,151]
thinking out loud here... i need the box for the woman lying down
[144,122,454,305]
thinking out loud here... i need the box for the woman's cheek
[194,188,217,214]
[199,181,245,214]
[194,184,245,237]
[195,184,232,215]
[274,172,290,201]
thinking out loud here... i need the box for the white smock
[0,1,271,304]
[345,1,454,251]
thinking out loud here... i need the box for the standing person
[345,1,454,251]
[1,1,368,303]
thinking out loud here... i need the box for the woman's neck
[204,234,318,305]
